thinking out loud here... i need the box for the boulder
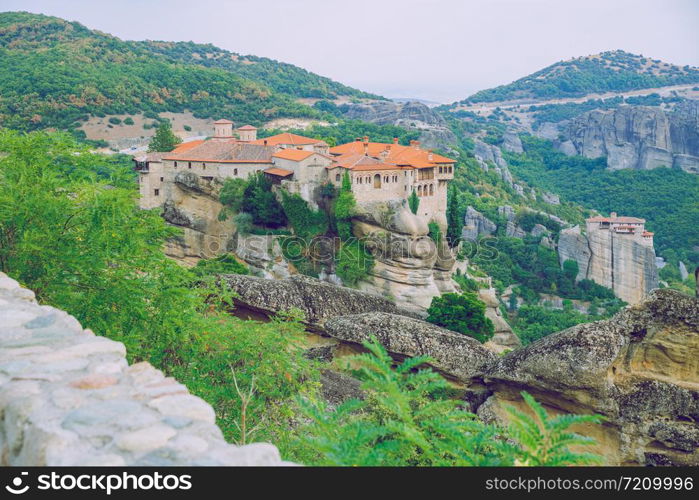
[324,312,497,381]
[473,289,699,466]
[462,207,496,242]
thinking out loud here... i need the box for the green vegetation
[458,50,699,104]
[446,184,461,246]
[0,130,318,455]
[506,135,699,268]
[511,303,607,346]
[408,189,420,215]
[279,191,328,240]
[240,172,286,228]
[335,240,374,286]
[427,221,442,244]
[300,338,603,466]
[147,121,182,152]
[334,171,357,241]
[192,254,249,277]
[0,12,377,133]
[426,292,494,343]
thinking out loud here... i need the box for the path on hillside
[452,83,699,113]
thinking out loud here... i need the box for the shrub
[233,212,253,235]
[426,292,494,342]
[299,338,603,466]
[192,254,249,276]
[335,240,373,286]
[183,125,192,131]
[428,221,442,243]
[241,172,286,228]
[108,117,122,125]
[334,171,356,241]
[123,117,134,125]
[280,191,328,239]
[408,189,419,214]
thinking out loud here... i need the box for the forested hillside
[454,50,699,104]
[0,12,380,133]
[506,136,699,268]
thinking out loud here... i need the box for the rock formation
[351,200,458,313]
[558,225,659,304]
[462,206,496,242]
[324,313,496,381]
[566,100,699,173]
[471,289,699,466]
[161,171,236,265]
[341,100,457,149]
[473,139,514,186]
[0,273,288,466]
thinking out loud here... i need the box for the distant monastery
[135,119,455,223]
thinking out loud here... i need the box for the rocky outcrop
[342,100,457,149]
[462,206,496,242]
[324,312,496,381]
[477,287,521,352]
[558,225,658,304]
[0,273,288,466]
[351,200,457,313]
[472,289,699,466]
[220,274,410,327]
[234,234,292,279]
[162,172,236,265]
[566,100,699,173]
[501,130,524,153]
[473,139,514,186]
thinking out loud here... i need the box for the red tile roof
[264,167,293,177]
[163,139,275,163]
[587,215,646,224]
[251,133,324,146]
[213,119,233,124]
[272,149,316,161]
[329,140,454,170]
[237,125,257,130]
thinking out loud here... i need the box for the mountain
[454,50,699,105]
[0,12,382,134]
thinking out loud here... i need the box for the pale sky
[3,0,698,103]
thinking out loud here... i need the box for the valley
[0,10,697,468]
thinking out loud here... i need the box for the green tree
[426,292,495,343]
[446,184,461,247]
[408,189,420,215]
[334,171,357,241]
[148,120,182,152]
[241,172,286,227]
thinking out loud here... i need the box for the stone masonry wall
[0,272,289,466]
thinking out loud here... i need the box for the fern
[505,392,605,466]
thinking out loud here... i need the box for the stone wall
[0,273,288,466]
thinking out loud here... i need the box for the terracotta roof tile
[163,139,275,163]
[264,167,294,177]
[329,140,454,170]
[272,149,315,161]
[238,125,257,130]
[251,133,323,146]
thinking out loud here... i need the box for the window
[439,166,443,173]
[234,168,238,176]
[188,162,192,169]
[160,177,164,182]
[336,173,341,182]
[154,189,160,196]
[429,184,434,196]
[174,161,178,168]
[418,186,423,196]
[203,163,206,170]
[373,174,381,189]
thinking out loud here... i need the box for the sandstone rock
[462,207,496,242]
[324,312,497,381]
[566,101,699,173]
[473,289,699,466]
[501,130,523,153]
[541,192,560,205]
[497,205,516,222]
[505,221,526,238]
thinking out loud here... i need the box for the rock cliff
[161,171,236,265]
[558,225,659,304]
[342,100,457,150]
[351,200,458,313]
[566,100,699,173]
[471,289,699,466]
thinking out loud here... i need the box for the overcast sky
[3,0,698,103]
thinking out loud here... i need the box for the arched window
[174,161,178,168]
[429,184,434,196]
[234,168,238,176]
[336,173,341,182]
[418,185,423,196]
[449,166,453,173]
[439,166,443,173]
[373,174,381,189]
[188,162,192,169]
